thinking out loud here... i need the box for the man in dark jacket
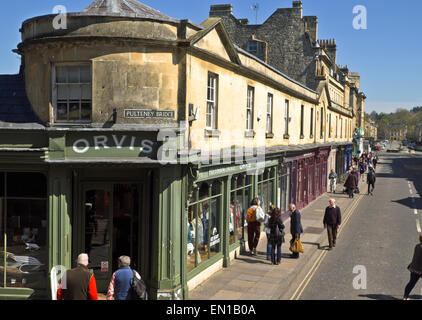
[344,169,358,198]
[367,167,376,195]
[57,253,98,300]
[323,199,342,250]
[403,234,422,300]
[289,204,304,259]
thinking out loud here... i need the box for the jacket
[344,173,358,189]
[323,206,342,226]
[107,267,141,300]
[269,216,285,245]
[290,209,304,236]
[57,265,98,300]
[367,171,376,184]
[408,243,422,274]
[264,213,271,235]
[329,172,337,180]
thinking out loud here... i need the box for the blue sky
[0,0,420,114]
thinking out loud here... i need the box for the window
[320,107,324,139]
[187,181,222,272]
[300,105,305,138]
[284,100,290,136]
[0,172,47,292]
[310,108,314,138]
[248,41,258,53]
[54,65,92,122]
[230,175,252,245]
[246,86,254,131]
[341,118,343,138]
[336,116,338,138]
[266,94,273,134]
[279,165,291,213]
[206,73,218,129]
[258,168,276,215]
[329,114,332,138]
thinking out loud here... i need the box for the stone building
[364,119,378,140]
[415,122,422,143]
[387,124,407,141]
[0,0,360,300]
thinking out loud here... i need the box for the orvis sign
[66,133,158,159]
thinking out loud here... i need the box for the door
[81,183,141,292]
[83,185,113,292]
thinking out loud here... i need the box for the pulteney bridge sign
[124,109,175,119]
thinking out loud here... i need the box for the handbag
[289,238,304,253]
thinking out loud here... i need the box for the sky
[0,0,421,114]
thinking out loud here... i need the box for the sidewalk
[188,179,366,300]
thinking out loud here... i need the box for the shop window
[0,172,47,293]
[54,65,92,123]
[230,175,252,246]
[279,165,291,213]
[258,168,276,214]
[187,180,222,272]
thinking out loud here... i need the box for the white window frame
[206,73,218,130]
[284,99,290,136]
[52,63,92,123]
[266,93,273,134]
[246,86,254,131]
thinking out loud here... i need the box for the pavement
[296,153,422,300]
[189,175,367,300]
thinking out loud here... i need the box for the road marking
[414,209,418,215]
[290,194,364,300]
[417,219,422,233]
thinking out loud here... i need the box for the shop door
[82,183,140,292]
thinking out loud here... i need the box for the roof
[82,0,179,23]
[0,73,42,126]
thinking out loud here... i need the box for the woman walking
[403,234,422,300]
[264,205,274,261]
[268,207,285,265]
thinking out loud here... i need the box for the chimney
[292,1,303,18]
[210,4,233,17]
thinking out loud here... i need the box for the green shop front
[0,127,284,300]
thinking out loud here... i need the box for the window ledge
[204,129,221,138]
[266,133,274,139]
[245,130,256,138]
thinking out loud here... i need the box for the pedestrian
[264,205,274,261]
[289,204,303,259]
[268,207,285,265]
[359,160,366,182]
[344,169,358,199]
[106,256,141,300]
[57,253,98,300]
[367,167,376,196]
[373,156,378,170]
[403,234,422,300]
[329,169,337,193]
[323,199,342,250]
[246,197,265,256]
[353,168,360,194]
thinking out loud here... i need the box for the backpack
[246,207,257,223]
[130,270,148,300]
[367,172,376,183]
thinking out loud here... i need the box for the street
[297,152,422,300]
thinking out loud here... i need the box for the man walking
[328,169,337,193]
[57,253,98,300]
[289,204,303,259]
[323,199,342,250]
[367,167,376,196]
[344,169,358,199]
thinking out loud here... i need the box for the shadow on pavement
[358,294,401,300]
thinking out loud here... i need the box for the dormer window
[248,40,258,53]
[54,64,92,123]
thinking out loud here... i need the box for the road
[297,152,422,300]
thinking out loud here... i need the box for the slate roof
[83,0,179,23]
[0,73,42,126]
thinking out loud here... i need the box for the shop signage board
[124,109,175,119]
[66,132,159,160]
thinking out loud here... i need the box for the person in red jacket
[57,253,98,300]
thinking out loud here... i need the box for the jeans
[266,233,271,258]
[330,179,337,193]
[271,243,282,264]
[404,272,422,298]
[347,187,354,198]
[368,182,375,194]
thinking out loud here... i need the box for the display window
[229,174,252,245]
[187,180,222,272]
[0,172,47,293]
[258,168,276,214]
[279,165,291,213]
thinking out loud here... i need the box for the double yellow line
[289,193,364,300]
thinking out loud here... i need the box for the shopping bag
[289,238,305,253]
